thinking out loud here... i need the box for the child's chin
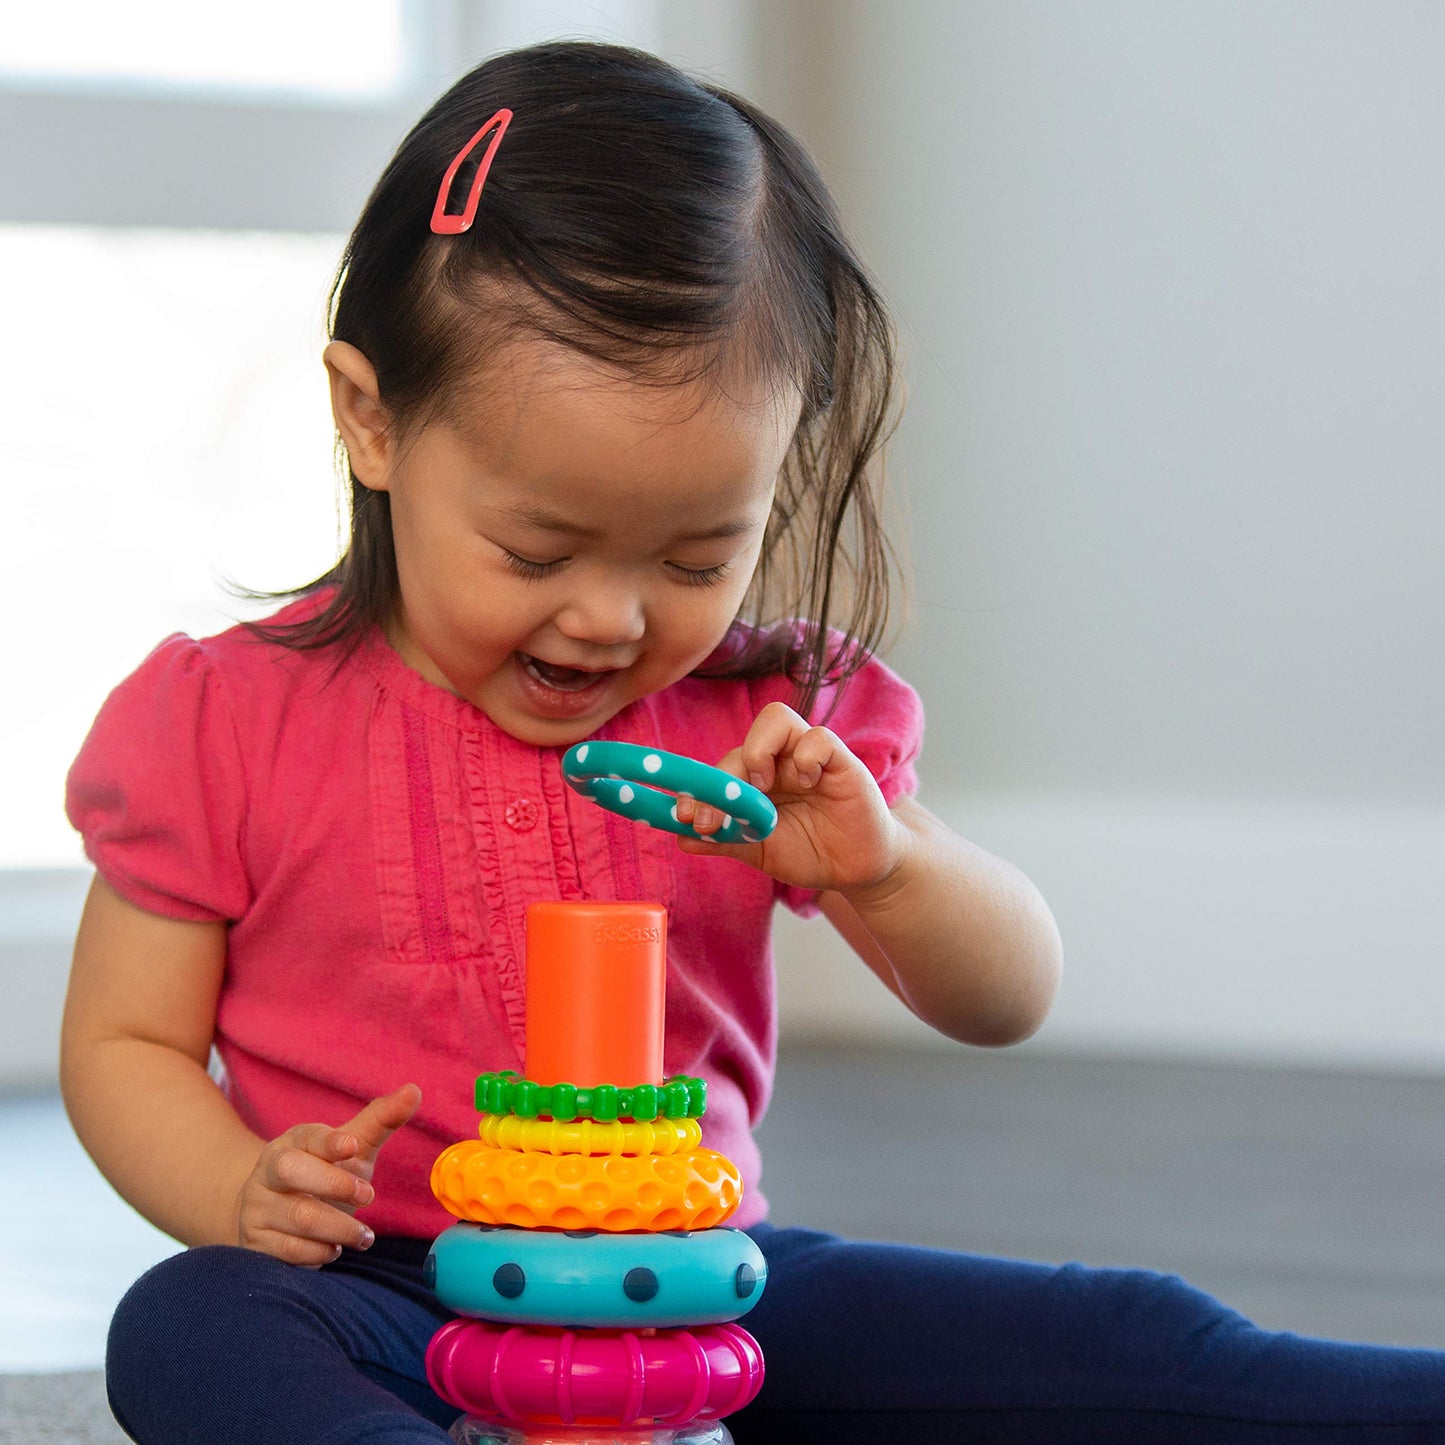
[489,699,626,749]
[499,721,598,748]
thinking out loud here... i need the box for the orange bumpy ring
[478,1113,704,1157]
[430,1139,743,1232]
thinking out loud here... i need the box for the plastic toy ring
[425,1318,765,1428]
[479,1113,703,1156]
[430,1139,743,1232]
[562,741,777,845]
[474,1071,707,1122]
[426,1223,766,1328]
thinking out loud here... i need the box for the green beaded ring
[474,1070,708,1122]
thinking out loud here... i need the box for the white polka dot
[576,744,589,764]
[618,784,635,804]
[643,753,662,773]
[724,780,742,801]
[670,804,680,822]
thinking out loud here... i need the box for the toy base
[448,1418,734,1445]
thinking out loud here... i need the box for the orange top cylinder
[524,901,667,1087]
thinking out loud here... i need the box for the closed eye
[502,548,729,587]
[667,562,730,587]
[502,549,568,580]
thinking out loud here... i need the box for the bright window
[2,226,345,867]
[0,0,406,100]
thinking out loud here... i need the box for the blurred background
[2,0,1443,1403]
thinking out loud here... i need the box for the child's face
[333,338,798,747]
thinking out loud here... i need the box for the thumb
[340,1083,422,1160]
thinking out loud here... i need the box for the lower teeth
[524,656,596,692]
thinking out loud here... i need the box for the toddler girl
[62,39,1445,1445]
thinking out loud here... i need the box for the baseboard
[6,794,1444,1092]
[0,870,90,1092]
[774,792,1445,1073]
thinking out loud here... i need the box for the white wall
[4,2,1444,1086]
[745,1,1445,1067]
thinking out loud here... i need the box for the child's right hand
[234,1083,421,1267]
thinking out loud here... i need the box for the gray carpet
[0,1371,123,1444]
[5,1045,1442,1440]
[754,1044,1445,1347]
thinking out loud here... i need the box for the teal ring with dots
[561,740,778,845]
[425,1222,768,1328]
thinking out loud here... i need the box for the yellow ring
[430,1139,743,1232]
[478,1112,704,1157]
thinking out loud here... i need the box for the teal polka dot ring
[562,741,778,845]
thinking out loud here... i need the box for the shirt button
[505,797,538,832]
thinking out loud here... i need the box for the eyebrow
[500,503,759,543]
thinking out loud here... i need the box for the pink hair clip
[429,108,513,235]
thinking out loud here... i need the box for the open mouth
[518,653,612,694]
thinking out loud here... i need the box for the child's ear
[323,341,394,491]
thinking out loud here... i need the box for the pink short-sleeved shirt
[66,593,923,1238]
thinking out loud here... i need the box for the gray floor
[0,1372,120,1445]
[4,1045,1444,1441]
[755,1044,1445,1348]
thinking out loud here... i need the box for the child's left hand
[675,701,908,895]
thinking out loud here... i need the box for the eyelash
[502,551,566,581]
[667,562,730,588]
[501,551,730,588]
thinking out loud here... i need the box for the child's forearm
[826,798,1063,1046]
[61,1034,265,1249]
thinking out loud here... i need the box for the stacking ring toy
[426,1223,766,1328]
[480,1113,703,1156]
[431,1139,743,1232]
[426,1318,765,1428]
[475,1071,707,1122]
[562,741,778,845]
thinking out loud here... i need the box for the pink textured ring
[425,1318,765,1429]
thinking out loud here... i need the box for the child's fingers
[338,1083,422,1157]
[673,791,728,838]
[281,1121,363,1163]
[283,1239,346,1269]
[245,1229,344,1269]
[685,709,808,833]
[673,745,743,833]
[261,1140,376,1209]
[737,703,809,793]
[274,1192,375,1253]
[248,1193,375,1265]
[727,707,866,802]
[774,725,848,794]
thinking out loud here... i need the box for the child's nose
[555,584,646,648]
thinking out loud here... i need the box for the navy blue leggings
[106,1225,1445,1444]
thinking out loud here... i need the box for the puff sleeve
[751,651,925,919]
[66,634,252,923]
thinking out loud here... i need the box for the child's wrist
[834,813,915,913]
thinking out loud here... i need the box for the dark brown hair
[256,40,899,717]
